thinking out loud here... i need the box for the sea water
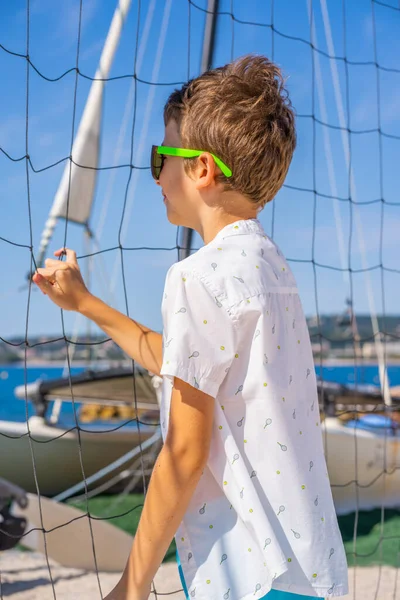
[0,365,84,423]
[1,363,400,424]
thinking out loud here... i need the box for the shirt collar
[213,218,266,242]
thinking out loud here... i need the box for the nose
[155,179,161,186]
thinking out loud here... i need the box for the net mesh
[0,0,399,598]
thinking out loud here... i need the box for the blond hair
[164,54,296,209]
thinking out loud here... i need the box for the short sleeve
[160,266,236,398]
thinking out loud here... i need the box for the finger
[54,248,77,264]
[34,267,59,280]
[32,273,52,295]
[45,258,67,268]
[54,248,67,258]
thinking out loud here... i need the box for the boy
[33,55,349,599]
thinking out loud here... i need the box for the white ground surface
[0,551,399,599]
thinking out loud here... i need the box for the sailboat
[0,0,163,498]
[0,366,162,496]
[318,365,400,516]
[1,0,400,579]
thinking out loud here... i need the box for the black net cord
[0,1,399,598]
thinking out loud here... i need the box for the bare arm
[79,294,163,376]
[104,377,215,600]
[32,248,163,375]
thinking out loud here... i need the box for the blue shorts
[176,550,316,599]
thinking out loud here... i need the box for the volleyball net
[0,0,399,597]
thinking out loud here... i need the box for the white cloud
[60,0,98,43]
[363,13,374,41]
[0,115,39,151]
[38,132,55,147]
[381,85,400,124]
[79,38,104,62]
[15,0,99,52]
[353,83,400,128]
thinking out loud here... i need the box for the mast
[35,0,132,270]
[178,0,220,261]
[318,0,392,406]
[85,229,93,365]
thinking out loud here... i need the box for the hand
[32,248,91,312]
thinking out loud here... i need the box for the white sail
[36,0,132,266]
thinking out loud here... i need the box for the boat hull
[323,417,400,515]
[0,417,156,496]
[2,416,400,515]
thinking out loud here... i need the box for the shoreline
[315,358,400,366]
[2,358,400,368]
[0,361,129,369]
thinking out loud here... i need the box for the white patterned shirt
[160,218,349,600]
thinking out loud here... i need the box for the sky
[0,0,399,342]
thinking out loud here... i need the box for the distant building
[362,341,400,359]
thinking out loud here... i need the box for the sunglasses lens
[151,146,163,180]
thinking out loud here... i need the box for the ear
[194,152,218,190]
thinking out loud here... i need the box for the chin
[166,211,179,225]
[165,209,188,228]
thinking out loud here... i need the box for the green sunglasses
[151,145,232,180]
